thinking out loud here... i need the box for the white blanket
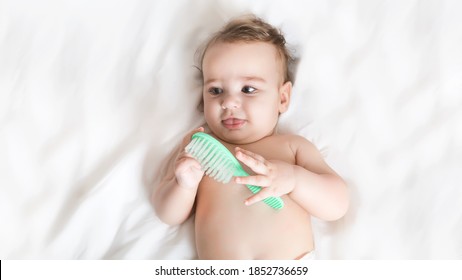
[1,0,461,259]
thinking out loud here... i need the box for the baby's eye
[242,86,256,94]
[208,87,223,95]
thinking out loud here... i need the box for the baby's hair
[198,14,294,84]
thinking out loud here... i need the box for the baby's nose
[221,94,241,109]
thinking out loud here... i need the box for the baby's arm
[234,136,348,221]
[152,127,204,225]
[289,136,349,221]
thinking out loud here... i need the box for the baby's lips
[222,118,245,125]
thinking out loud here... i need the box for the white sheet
[1,0,461,259]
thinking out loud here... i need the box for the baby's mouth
[222,118,246,130]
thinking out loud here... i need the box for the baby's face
[202,42,291,144]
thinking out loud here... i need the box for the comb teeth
[185,137,235,183]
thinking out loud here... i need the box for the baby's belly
[195,177,314,259]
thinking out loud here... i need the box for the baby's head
[199,15,293,85]
[198,15,293,144]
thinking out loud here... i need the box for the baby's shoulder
[265,134,317,160]
[274,133,313,149]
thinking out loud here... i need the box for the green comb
[185,132,284,210]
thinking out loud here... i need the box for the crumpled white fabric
[1,0,461,259]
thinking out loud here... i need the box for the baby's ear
[278,81,292,113]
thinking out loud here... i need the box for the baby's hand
[174,127,205,189]
[234,147,296,206]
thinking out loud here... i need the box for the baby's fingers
[244,189,274,206]
[235,147,268,175]
[234,175,271,187]
[175,154,202,172]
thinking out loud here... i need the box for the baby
[153,15,349,260]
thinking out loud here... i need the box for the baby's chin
[211,127,274,145]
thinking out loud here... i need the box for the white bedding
[1,0,461,259]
